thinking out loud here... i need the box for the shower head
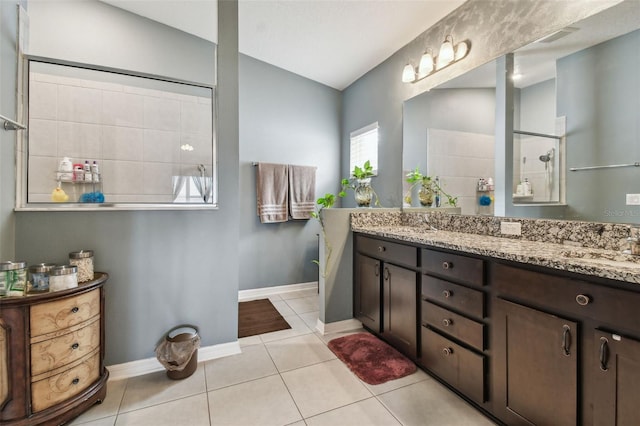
[539,148,554,163]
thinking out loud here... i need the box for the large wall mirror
[17,57,217,210]
[403,0,640,224]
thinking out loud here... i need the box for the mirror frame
[16,55,218,211]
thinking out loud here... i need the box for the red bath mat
[328,332,417,385]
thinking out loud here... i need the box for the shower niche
[512,130,564,204]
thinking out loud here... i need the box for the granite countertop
[352,225,640,285]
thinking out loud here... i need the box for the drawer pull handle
[71,343,80,350]
[562,325,572,356]
[442,261,453,270]
[377,246,386,252]
[575,294,591,306]
[71,306,79,314]
[599,337,609,371]
[71,377,80,385]
[442,347,453,356]
[442,290,452,298]
[442,318,453,327]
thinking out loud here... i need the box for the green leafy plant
[339,160,380,207]
[404,167,458,207]
[310,193,337,277]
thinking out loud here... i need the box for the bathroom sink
[560,249,640,265]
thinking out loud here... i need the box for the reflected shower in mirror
[22,58,216,208]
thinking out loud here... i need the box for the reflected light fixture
[402,35,471,84]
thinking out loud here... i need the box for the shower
[539,148,555,201]
[539,149,554,169]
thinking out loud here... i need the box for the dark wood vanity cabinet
[354,235,418,358]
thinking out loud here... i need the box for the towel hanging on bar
[256,162,289,223]
[288,165,317,220]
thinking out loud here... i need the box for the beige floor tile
[271,299,296,317]
[71,415,116,426]
[298,310,319,329]
[305,397,401,426]
[259,314,312,343]
[363,367,430,395]
[118,364,206,413]
[316,328,366,345]
[205,343,277,390]
[239,334,263,347]
[377,380,496,426]
[69,379,127,424]
[281,359,372,418]
[280,288,319,300]
[208,374,302,426]
[115,393,210,426]
[265,333,336,372]
[284,295,319,314]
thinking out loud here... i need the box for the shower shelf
[569,162,640,172]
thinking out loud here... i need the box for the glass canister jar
[49,265,78,292]
[69,250,94,283]
[0,261,28,297]
[28,263,57,293]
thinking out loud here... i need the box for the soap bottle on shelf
[91,161,100,183]
[476,177,494,216]
[523,178,532,196]
[83,161,93,182]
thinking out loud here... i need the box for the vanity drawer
[492,263,640,330]
[422,249,484,287]
[356,235,417,267]
[31,317,100,376]
[420,327,486,404]
[30,289,100,338]
[422,301,484,351]
[422,276,484,319]
[31,350,100,412]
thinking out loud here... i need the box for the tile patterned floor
[71,288,496,426]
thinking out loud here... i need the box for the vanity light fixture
[402,35,471,84]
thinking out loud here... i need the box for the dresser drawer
[421,327,486,404]
[31,317,100,376]
[31,350,100,412]
[492,263,640,330]
[422,249,484,287]
[31,289,100,338]
[422,301,484,351]
[422,276,484,319]
[356,235,417,267]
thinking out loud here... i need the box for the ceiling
[100,0,466,90]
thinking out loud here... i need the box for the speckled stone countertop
[351,212,640,285]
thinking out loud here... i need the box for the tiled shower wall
[28,70,213,203]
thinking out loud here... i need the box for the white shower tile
[28,119,58,157]
[143,129,181,163]
[144,97,181,131]
[102,91,144,128]
[143,162,176,195]
[180,133,213,165]
[57,84,102,124]
[101,160,144,195]
[28,156,58,195]
[29,81,57,120]
[181,101,212,135]
[57,122,102,160]
[102,126,144,161]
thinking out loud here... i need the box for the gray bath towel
[256,162,288,223]
[288,165,317,220]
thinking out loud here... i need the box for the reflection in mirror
[402,0,640,224]
[22,58,216,209]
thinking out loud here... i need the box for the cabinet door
[593,330,640,426]
[382,264,417,358]
[354,254,381,332]
[493,298,578,426]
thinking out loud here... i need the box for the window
[349,122,378,176]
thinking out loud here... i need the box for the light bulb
[437,35,455,69]
[402,64,416,83]
[418,50,434,78]
[454,41,469,61]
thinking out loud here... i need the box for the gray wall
[341,0,621,210]
[557,29,640,223]
[519,79,556,135]
[238,56,341,290]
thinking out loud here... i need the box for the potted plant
[339,160,380,207]
[310,193,336,277]
[404,167,458,207]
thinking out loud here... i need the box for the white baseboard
[107,341,241,381]
[238,281,318,301]
[315,318,362,335]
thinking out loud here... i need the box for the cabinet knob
[442,290,452,298]
[442,261,453,270]
[71,306,79,314]
[71,377,80,385]
[575,294,591,306]
[442,347,453,356]
[442,318,453,327]
[71,343,80,350]
[377,246,386,252]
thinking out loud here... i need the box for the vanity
[0,274,108,425]
[352,211,640,425]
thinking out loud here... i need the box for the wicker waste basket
[155,325,200,380]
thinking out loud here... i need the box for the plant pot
[419,184,434,207]
[354,178,373,207]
